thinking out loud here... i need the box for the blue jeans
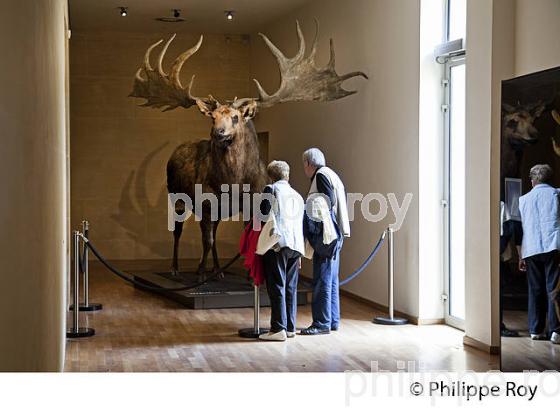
[311,249,340,330]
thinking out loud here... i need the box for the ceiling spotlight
[155,9,185,23]
[225,10,235,21]
[119,7,128,17]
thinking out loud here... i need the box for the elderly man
[518,164,560,344]
[300,148,350,335]
[259,160,305,342]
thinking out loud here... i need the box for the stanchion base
[69,303,103,312]
[373,316,408,326]
[238,327,269,339]
[66,327,95,338]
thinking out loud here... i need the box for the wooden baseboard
[339,288,445,326]
[416,318,446,325]
[463,335,500,355]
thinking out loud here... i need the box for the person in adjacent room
[518,164,560,344]
[300,148,350,335]
[499,200,522,337]
[258,160,305,342]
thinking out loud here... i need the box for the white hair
[530,164,553,184]
[302,148,326,167]
[267,160,290,181]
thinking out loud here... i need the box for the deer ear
[195,99,214,117]
[533,103,546,118]
[552,110,560,126]
[240,100,258,121]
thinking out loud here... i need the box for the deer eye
[231,115,239,125]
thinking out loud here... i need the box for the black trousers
[525,250,560,335]
[263,248,300,333]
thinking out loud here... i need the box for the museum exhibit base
[133,265,312,310]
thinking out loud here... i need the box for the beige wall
[515,0,560,76]
[70,31,252,261]
[251,0,421,317]
[0,0,68,370]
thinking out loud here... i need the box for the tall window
[441,0,466,328]
[446,0,466,41]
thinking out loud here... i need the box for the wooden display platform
[132,260,311,309]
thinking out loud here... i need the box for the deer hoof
[213,268,225,280]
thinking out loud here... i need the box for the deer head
[502,102,546,148]
[130,20,368,147]
[194,97,258,147]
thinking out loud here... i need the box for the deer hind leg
[171,221,184,276]
[197,217,212,279]
[211,220,223,279]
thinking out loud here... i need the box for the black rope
[79,229,88,274]
[83,238,241,292]
[339,230,386,286]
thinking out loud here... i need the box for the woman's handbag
[256,185,282,255]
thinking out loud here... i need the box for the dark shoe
[300,326,330,335]
[331,326,339,331]
[531,333,548,340]
[501,328,519,337]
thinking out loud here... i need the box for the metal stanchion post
[373,227,408,325]
[66,230,95,338]
[238,285,269,338]
[71,220,102,312]
[83,220,89,306]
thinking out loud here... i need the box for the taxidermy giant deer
[130,20,368,277]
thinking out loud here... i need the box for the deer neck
[501,135,525,179]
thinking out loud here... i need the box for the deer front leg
[197,218,211,279]
[171,221,184,276]
[211,220,223,279]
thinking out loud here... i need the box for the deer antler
[130,34,204,111]
[252,19,368,108]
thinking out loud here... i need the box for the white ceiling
[69,0,314,34]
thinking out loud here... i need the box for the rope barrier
[81,235,241,292]
[80,227,385,293]
[339,229,387,286]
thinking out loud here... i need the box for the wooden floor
[502,310,560,371]
[64,265,498,372]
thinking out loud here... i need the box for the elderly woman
[519,164,560,344]
[259,160,305,342]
